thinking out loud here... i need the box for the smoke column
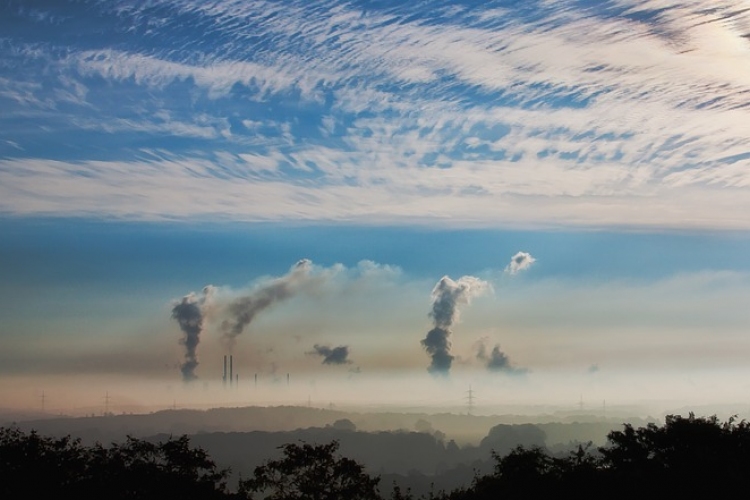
[171,286,214,382]
[421,275,489,375]
[221,259,314,347]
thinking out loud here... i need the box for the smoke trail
[310,344,351,365]
[476,340,527,375]
[505,251,536,275]
[221,259,314,348]
[171,286,214,382]
[422,275,489,375]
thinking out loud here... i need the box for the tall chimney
[229,355,233,387]
[223,355,227,387]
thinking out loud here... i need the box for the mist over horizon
[5,364,750,423]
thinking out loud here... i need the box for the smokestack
[223,355,227,387]
[236,373,238,387]
[230,355,233,388]
[254,373,257,388]
[287,373,290,386]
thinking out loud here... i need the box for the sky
[2,0,750,416]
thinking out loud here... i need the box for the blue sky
[2,0,750,414]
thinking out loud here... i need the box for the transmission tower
[465,385,476,415]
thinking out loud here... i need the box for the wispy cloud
[2,0,750,227]
[72,49,305,99]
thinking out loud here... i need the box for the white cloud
[4,155,750,229]
[505,252,536,275]
[72,49,305,99]
[4,1,750,227]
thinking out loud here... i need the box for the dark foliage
[240,440,381,500]
[4,413,750,500]
[440,413,750,500]
[599,413,750,497]
[0,426,233,499]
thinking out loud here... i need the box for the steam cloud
[171,286,214,382]
[476,340,527,375]
[422,275,489,375]
[221,259,314,347]
[310,344,351,365]
[505,251,536,275]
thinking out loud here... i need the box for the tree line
[2,413,750,499]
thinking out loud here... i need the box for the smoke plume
[171,286,214,382]
[170,259,313,380]
[476,340,527,375]
[221,259,314,348]
[310,344,351,365]
[505,251,536,275]
[422,275,489,375]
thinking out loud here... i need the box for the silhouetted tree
[0,426,89,498]
[240,440,381,500]
[466,445,570,499]
[445,413,750,500]
[7,414,750,500]
[599,413,750,497]
[0,427,233,499]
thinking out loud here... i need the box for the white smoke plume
[421,275,490,375]
[505,251,536,275]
